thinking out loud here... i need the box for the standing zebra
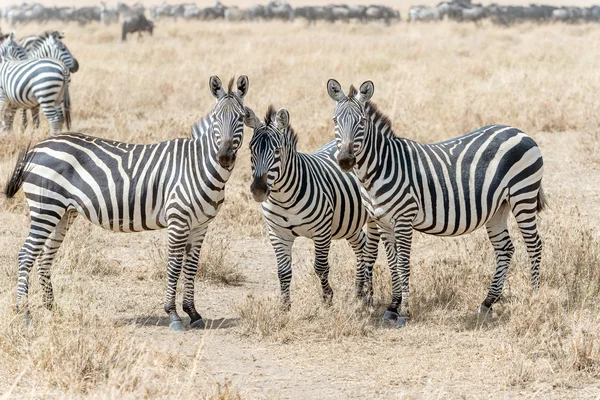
[4,75,249,331]
[19,31,79,130]
[0,33,27,60]
[408,2,450,22]
[327,79,546,327]
[0,57,71,134]
[245,106,389,306]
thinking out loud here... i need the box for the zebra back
[25,32,79,73]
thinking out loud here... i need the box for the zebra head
[209,75,249,169]
[246,105,294,202]
[0,33,27,61]
[42,33,79,73]
[327,78,374,172]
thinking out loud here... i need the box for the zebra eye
[273,148,281,157]
[359,118,366,126]
[332,117,337,124]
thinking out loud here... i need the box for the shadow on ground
[119,315,239,329]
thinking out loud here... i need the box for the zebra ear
[244,106,259,129]
[357,81,374,103]
[236,75,249,99]
[276,108,290,131]
[327,78,346,102]
[209,76,226,100]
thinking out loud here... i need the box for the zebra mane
[365,101,394,138]
[264,105,297,148]
[264,104,276,126]
[347,85,358,99]
[227,77,235,96]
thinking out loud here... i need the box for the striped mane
[348,85,395,138]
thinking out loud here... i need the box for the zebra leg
[394,222,413,328]
[17,206,68,324]
[512,199,543,291]
[346,230,366,299]
[19,109,28,130]
[37,210,78,310]
[40,104,63,135]
[163,222,189,331]
[362,219,382,306]
[313,235,334,305]
[182,226,207,329]
[480,203,514,315]
[381,229,401,323]
[269,230,294,309]
[2,104,17,133]
[31,107,40,129]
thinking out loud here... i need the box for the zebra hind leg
[31,107,41,129]
[1,104,17,134]
[40,103,63,135]
[17,206,68,325]
[36,210,78,310]
[19,109,28,131]
[181,226,207,329]
[164,222,189,331]
[480,203,514,315]
[512,193,543,291]
[313,235,333,305]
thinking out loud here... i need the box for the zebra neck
[190,117,233,184]
[269,150,303,203]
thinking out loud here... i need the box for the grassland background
[0,4,599,399]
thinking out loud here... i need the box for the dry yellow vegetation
[0,15,599,399]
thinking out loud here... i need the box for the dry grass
[0,15,599,399]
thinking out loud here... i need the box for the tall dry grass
[0,17,598,398]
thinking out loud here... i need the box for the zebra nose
[337,144,356,172]
[70,60,79,73]
[217,141,236,168]
[250,174,269,202]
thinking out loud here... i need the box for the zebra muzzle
[250,174,270,202]
[217,145,237,168]
[337,146,356,172]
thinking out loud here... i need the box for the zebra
[326,79,546,327]
[0,58,71,134]
[17,31,79,131]
[3,75,249,331]
[245,105,390,306]
[408,2,450,22]
[0,33,27,61]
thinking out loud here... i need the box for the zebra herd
[0,31,78,135]
[3,70,546,331]
[409,1,600,24]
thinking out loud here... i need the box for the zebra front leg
[17,207,68,325]
[1,104,17,134]
[37,210,78,310]
[182,226,208,329]
[313,235,334,305]
[19,109,28,131]
[269,231,294,309]
[31,107,41,129]
[362,219,382,306]
[380,229,401,323]
[480,203,514,315]
[164,222,189,331]
[394,221,413,328]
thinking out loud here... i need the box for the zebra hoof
[23,311,32,327]
[383,310,398,324]
[478,304,492,316]
[190,319,205,329]
[169,320,185,331]
[396,317,409,328]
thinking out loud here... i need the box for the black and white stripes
[4,75,249,331]
[327,79,545,327]
[245,105,382,305]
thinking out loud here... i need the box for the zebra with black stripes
[327,79,546,327]
[245,105,389,306]
[19,31,79,130]
[408,2,450,22]
[4,75,249,331]
[0,57,71,134]
[0,33,28,60]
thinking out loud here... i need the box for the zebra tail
[3,144,32,199]
[537,184,548,213]
[64,84,71,130]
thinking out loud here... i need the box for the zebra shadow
[120,315,239,330]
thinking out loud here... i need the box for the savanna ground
[1,3,600,399]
